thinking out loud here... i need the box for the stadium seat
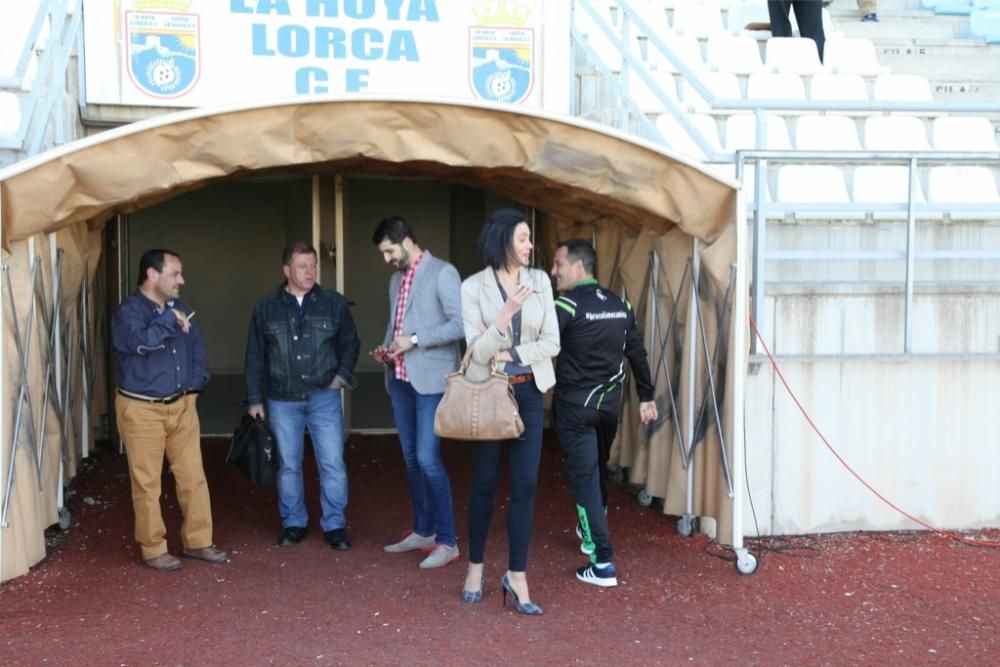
[931,116,1000,151]
[970,9,1000,42]
[747,72,807,101]
[681,71,742,111]
[873,75,934,103]
[628,69,681,114]
[973,0,1000,8]
[628,1,672,36]
[727,1,771,35]
[655,112,724,161]
[765,37,824,75]
[646,34,705,73]
[725,114,793,151]
[586,33,624,72]
[863,116,931,151]
[0,92,21,136]
[934,0,974,15]
[775,165,863,219]
[927,166,1000,218]
[852,166,931,220]
[794,115,863,151]
[573,1,614,37]
[706,34,766,74]
[823,38,889,77]
[672,4,726,38]
[809,73,870,103]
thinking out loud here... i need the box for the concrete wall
[743,289,1000,536]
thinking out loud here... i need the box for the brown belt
[507,373,534,386]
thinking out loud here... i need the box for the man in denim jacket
[245,242,360,550]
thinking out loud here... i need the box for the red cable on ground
[748,315,1000,549]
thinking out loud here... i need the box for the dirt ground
[1,433,997,666]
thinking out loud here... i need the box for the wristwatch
[410,333,418,346]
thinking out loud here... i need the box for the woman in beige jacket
[459,209,559,615]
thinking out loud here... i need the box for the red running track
[1,433,997,665]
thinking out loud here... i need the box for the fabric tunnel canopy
[0,97,751,581]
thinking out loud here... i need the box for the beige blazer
[460,266,560,392]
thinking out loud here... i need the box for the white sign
[84,0,551,108]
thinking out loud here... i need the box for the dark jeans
[767,1,825,61]
[554,398,619,564]
[467,381,544,572]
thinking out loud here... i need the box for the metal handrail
[0,0,84,154]
[574,0,1000,162]
[737,150,1000,355]
[0,1,52,87]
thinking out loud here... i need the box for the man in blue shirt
[245,242,360,550]
[111,249,228,572]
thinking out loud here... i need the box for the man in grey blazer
[371,216,464,568]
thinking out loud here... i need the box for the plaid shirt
[392,251,423,381]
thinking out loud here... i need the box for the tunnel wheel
[58,508,71,531]
[637,488,653,507]
[676,514,698,537]
[735,550,758,575]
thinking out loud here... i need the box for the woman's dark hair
[137,249,179,286]
[478,208,528,270]
[371,215,417,246]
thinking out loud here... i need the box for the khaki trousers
[115,393,213,560]
[858,0,877,14]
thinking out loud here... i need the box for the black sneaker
[278,526,307,546]
[861,13,878,22]
[576,562,618,587]
[324,528,351,550]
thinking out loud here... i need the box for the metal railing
[0,0,85,155]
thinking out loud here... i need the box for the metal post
[681,238,699,533]
[904,157,918,354]
[751,157,767,354]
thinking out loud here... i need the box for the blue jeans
[268,387,347,532]
[388,377,457,546]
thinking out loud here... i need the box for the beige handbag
[434,348,525,441]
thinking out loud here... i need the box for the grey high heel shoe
[500,574,543,615]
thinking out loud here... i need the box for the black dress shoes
[279,526,307,546]
[324,528,351,550]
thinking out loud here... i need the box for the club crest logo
[469,0,535,104]
[125,0,200,98]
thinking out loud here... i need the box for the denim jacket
[245,284,360,404]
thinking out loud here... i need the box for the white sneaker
[384,532,436,553]
[419,544,460,569]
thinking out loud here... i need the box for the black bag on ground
[226,415,278,486]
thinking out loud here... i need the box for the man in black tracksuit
[551,239,658,588]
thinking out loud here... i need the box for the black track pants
[554,399,620,563]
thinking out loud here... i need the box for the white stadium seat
[629,1,672,36]
[775,165,863,219]
[873,74,934,103]
[728,2,771,35]
[765,37,824,75]
[794,115,863,151]
[706,34,766,74]
[931,116,1000,151]
[809,73,869,103]
[927,166,1000,206]
[747,72,806,101]
[655,112,723,161]
[672,4,727,38]
[0,92,22,136]
[852,166,931,220]
[725,114,792,151]
[628,70,680,114]
[646,34,705,73]
[681,71,742,112]
[586,33,624,72]
[823,38,889,76]
[863,116,931,151]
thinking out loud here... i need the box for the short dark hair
[282,241,317,265]
[478,208,528,270]
[137,249,180,286]
[371,215,417,246]
[557,238,597,276]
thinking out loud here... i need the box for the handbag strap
[460,344,499,375]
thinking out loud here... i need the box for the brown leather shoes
[143,553,183,572]
[182,545,230,563]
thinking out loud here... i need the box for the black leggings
[467,382,544,571]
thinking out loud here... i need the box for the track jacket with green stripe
[554,279,655,413]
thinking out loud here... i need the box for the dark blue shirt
[111,291,209,398]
